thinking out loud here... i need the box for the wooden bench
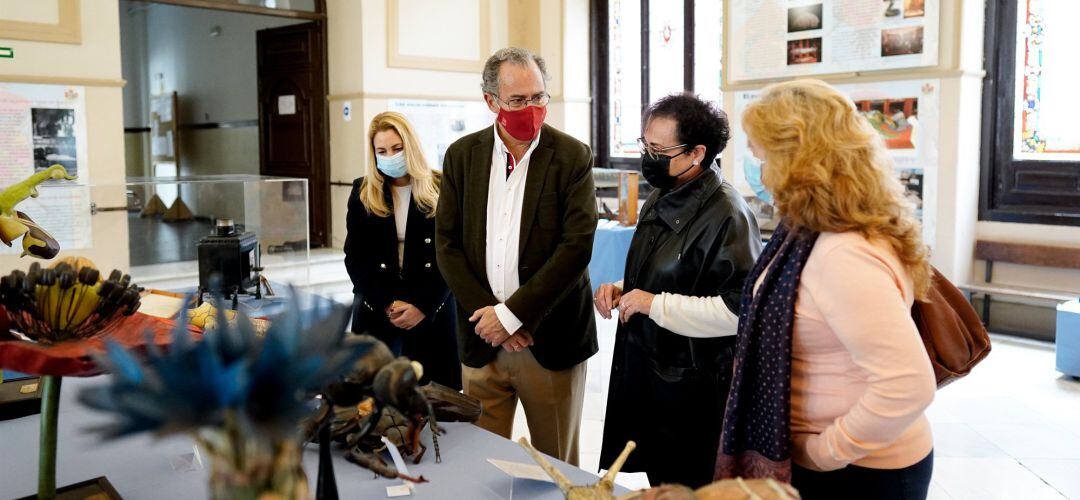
[962,241,1080,325]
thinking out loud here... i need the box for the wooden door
[257,22,329,247]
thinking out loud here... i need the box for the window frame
[591,0,700,170]
[980,0,1080,226]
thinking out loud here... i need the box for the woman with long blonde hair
[344,111,460,389]
[715,80,936,500]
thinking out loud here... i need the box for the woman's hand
[617,290,655,324]
[640,484,696,500]
[388,301,426,330]
[791,433,828,472]
[594,283,623,319]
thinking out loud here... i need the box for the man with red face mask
[435,47,598,465]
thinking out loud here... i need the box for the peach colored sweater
[758,232,936,471]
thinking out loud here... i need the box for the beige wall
[0,0,588,273]
[721,0,1080,300]
[326,0,590,248]
[0,0,130,273]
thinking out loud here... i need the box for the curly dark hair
[643,93,731,168]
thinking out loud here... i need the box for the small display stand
[594,169,640,227]
[1057,299,1080,378]
[617,171,639,226]
[0,371,41,421]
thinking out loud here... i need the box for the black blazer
[435,124,599,371]
[343,178,452,330]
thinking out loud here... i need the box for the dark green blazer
[435,124,599,371]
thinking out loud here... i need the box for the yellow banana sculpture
[35,258,102,332]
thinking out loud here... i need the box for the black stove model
[197,218,265,307]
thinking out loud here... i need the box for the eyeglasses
[637,137,689,160]
[489,92,551,111]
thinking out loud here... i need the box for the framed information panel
[726,0,939,83]
[728,78,940,246]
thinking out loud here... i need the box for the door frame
[142,0,326,21]
[138,0,332,246]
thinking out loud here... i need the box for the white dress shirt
[486,125,541,335]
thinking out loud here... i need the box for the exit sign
[0,47,12,59]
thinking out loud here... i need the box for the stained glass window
[980,0,1080,225]
[609,0,643,158]
[1013,0,1080,160]
[603,0,724,164]
[648,0,685,103]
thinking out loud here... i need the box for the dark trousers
[792,451,933,500]
[350,297,462,391]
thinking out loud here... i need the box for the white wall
[120,1,303,181]
[142,3,303,124]
[328,0,510,247]
[546,0,593,146]
[119,1,306,224]
[120,2,149,128]
[720,0,1080,299]
[0,0,130,272]
[326,0,590,248]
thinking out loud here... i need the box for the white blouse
[391,184,411,267]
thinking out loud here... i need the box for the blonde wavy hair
[743,79,931,299]
[359,112,440,218]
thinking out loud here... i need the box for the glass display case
[81,175,311,292]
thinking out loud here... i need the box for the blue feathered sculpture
[79,290,368,499]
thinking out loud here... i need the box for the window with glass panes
[592,0,723,170]
[981,0,1080,225]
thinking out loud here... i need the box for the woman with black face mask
[594,93,763,488]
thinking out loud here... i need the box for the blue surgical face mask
[375,151,408,178]
[743,155,773,205]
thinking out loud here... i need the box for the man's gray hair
[481,47,549,96]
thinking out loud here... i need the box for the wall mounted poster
[729,79,939,246]
[728,0,939,82]
[0,83,91,253]
[388,99,495,169]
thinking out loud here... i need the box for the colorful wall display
[727,0,939,82]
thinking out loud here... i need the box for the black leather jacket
[601,166,763,487]
[621,166,761,367]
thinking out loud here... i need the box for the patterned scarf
[714,222,819,482]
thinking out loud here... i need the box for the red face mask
[497,105,547,142]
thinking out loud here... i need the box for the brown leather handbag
[911,267,992,388]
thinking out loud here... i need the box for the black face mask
[640,150,694,190]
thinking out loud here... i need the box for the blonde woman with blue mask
[344,111,460,389]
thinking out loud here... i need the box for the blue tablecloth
[589,222,636,293]
[0,375,628,499]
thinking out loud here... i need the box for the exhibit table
[0,376,627,499]
[589,221,636,293]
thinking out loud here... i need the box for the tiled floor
[510,315,1080,499]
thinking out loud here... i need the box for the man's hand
[501,329,534,352]
[470,306,511,346]
[594,283,623,319]
[388,301,425,330]
[617,289,655,324]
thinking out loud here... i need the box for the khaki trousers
[461,348,587,466]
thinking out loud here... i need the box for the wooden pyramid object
[162,197,194,222]
[140,194,167,218]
